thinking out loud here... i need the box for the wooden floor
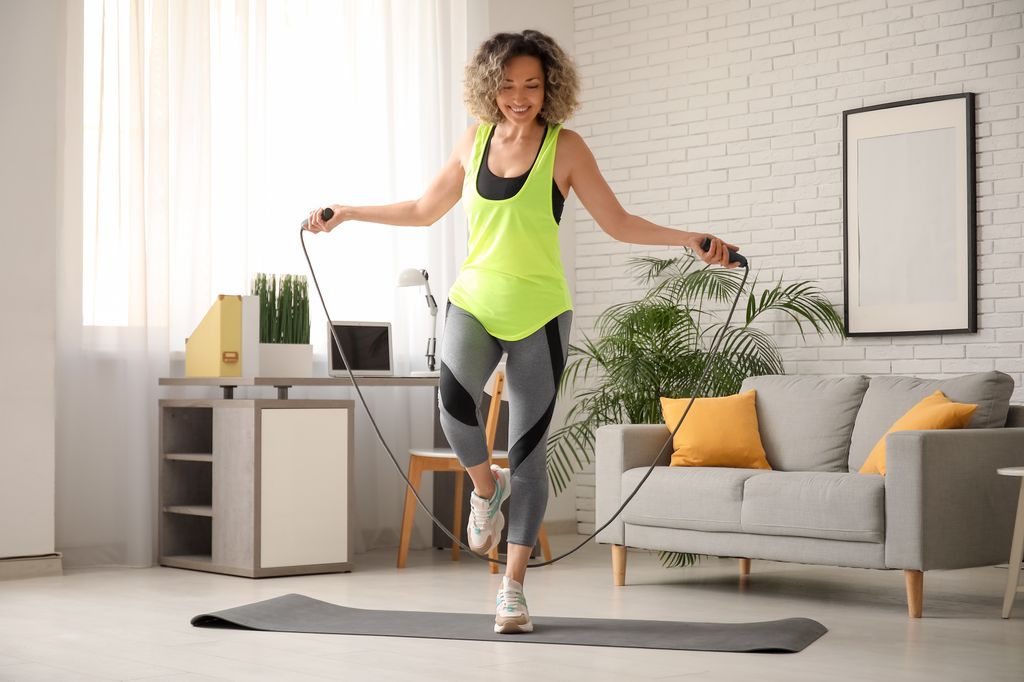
[1,536,1022,681]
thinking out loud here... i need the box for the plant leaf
[548,257,844,569]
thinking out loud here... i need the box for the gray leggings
[438,301,572,548]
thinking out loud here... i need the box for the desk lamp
[397,268,438,371]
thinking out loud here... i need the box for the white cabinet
[159,399,354,577]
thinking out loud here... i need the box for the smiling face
[495,55,545,124]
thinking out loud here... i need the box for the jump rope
[300,207,749,568]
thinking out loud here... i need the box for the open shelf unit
[158,399,354,577]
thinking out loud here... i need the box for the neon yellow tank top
[448,123,573,341]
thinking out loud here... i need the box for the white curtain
[60,0,468,566]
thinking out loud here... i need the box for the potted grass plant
[547,253,844,568]
[251,273,313,377]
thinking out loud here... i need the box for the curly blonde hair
[463,30,581,126]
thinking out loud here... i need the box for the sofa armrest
[594,424,672,545]
[884,428,1024,570]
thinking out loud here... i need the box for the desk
[159,376,459,576]
[156,397,355,577]
[998,466,1024,618]
[159,376,513,561]
[159,375,439,400]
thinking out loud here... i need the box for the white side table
[998,466,1024,618]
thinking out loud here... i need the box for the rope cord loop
[300,228,749,568]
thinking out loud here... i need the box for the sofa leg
[739,558,750,576]
[612,544,627,586]
[904,570,923,618]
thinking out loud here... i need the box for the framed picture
[843,93,976,336]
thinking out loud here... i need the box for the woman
[305,30,740,635]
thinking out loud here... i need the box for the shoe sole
[494,618,533,634]
[483,468,512,554]
[480,511,505,555]
[468,469,512,555]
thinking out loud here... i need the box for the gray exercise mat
[191,593,827,653]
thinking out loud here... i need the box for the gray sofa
[595,371,1024,617]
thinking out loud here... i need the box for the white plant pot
[259,343,313,378]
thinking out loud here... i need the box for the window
[81,0,461,345]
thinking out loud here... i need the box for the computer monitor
[327,321,394,377]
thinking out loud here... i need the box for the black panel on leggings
[439,362,479,427]
[506,315,566,470]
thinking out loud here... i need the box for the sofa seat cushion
[620,466,769,533]
[740,471,885,543]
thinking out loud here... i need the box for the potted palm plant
[548,253,844,567]
[251,273,313,377]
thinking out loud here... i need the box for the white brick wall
[570,0,1024,532]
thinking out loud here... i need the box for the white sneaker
[494,575,533,634]
[467,465,511,554]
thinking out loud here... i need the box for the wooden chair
[397,368,552,572]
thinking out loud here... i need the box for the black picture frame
[842,93,976,337]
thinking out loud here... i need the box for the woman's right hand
[304,204,345,233]
[679,232,739,269]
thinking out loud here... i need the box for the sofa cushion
[1008,404,1024,427]
[859,391,977,475]
[660,391,771,469]
[740,471,885,543]
[739,374,869,471]
[848,371,1014,472]
[619,466,769,533]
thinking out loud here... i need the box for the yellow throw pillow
[859,390,977,475]
[660,390,771,469]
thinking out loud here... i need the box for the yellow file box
[185,295,243,377]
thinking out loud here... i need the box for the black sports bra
[476,125,565,224]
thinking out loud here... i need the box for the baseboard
[0,553,64,581]
[544,519,578,536]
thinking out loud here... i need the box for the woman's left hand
[686,233,741,269]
